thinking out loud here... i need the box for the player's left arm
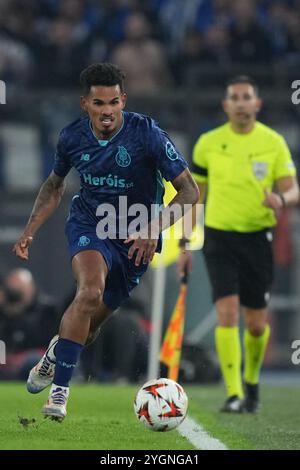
[125,169,199,266]
[159,168,200,229]
[263,175,300,210]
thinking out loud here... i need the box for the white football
[134,378,188,432]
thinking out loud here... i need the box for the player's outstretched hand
[124,230,159,266]
[12,235,33,260]
[177,250,193,280]
[263,189,284,210]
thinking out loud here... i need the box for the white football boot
[27,335,58,394]
[42,385,69,422]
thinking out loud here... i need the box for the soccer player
[178,76,299,413]
[13,63,199,421]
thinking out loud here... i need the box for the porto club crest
[115,146,131,167]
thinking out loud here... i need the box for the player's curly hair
[80,63,126,95]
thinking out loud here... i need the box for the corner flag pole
[147,258,167,380]
[159,268,188,381]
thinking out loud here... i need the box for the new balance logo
[81,153,90,161]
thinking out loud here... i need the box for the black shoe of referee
[220,395,244,413]
[244,383,260,413]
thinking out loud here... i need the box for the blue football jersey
[53,111,188,237]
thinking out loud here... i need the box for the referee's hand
[263,189,284,210]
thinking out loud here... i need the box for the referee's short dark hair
[80,63,126,95]
[225,75,259,96]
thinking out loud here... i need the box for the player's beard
[100,126,111,136]
[99,115,123,138]
[93,120,116,139]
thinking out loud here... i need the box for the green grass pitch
[0,382,299,450]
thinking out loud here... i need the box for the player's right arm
[13,171,66,260]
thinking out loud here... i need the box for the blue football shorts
[65,216,148,311]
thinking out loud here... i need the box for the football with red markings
[134,378,188,431]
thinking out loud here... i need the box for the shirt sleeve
[53,129,72,177]
[273,135,297,181]
[191,134,208,183]
[147,121,188,181]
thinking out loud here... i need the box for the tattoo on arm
[25,171,66,234]
[157,169,199,232]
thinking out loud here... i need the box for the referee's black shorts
[203,226,274,309]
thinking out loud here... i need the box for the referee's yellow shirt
[192,122,296,232]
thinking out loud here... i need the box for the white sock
[50,383,69,396]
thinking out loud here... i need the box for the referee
[178,76,299,413]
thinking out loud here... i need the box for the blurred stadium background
[1,0,300,384]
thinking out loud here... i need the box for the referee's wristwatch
[179,237,190,250]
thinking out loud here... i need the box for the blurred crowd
[0,268,59,380]
[1,0,300,91]
[0,268,150,383]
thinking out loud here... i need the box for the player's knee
[75,286,103,311]
[246,322,266,337]
[217,305,239,327]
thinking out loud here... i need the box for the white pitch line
[177,415,228,450]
